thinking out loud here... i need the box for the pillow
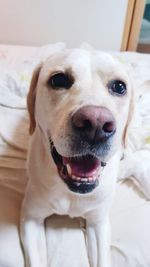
[0,43,66,109]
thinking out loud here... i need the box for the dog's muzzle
[50,106,116,193]
[49,105,115,194]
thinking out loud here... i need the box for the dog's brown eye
[48,72,74,90]
[108,80,127,96]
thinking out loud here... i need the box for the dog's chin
[49,139,107,194]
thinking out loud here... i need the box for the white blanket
[0,44,150,267]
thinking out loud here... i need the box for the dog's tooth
[81,178,88,182]
[71,175,81,181]
[88,176,97,182]
[88,177,93,182]
[93,175,98,181]
[66,164,72,176]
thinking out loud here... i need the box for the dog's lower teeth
[72,176,84,181]
[81,178,88,182]
[71,175,97,182]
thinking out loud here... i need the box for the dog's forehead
[42,49,125,77]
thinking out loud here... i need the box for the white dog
[20,47,134,267]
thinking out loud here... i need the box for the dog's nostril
[102,121,115,133]
[82,119,92,130]
[72,113,93,131]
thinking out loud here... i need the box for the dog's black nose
[72,105,116,144]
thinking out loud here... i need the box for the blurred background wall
[0,0,128,50]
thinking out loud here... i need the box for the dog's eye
[108,80,127,96]
[48,72,74,90]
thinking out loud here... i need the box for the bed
[0,44,150,267]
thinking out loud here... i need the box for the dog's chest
[47,186,102,218]
[52,195,72,215]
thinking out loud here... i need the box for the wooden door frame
[121,0,146,51]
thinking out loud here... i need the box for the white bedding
[0,44,150,267]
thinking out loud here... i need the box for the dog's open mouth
[50,140,106,194]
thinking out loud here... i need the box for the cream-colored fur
[20,47,133,267]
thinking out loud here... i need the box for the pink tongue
[63,155,100,177]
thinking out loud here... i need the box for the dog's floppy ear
[27,64,42,135]
[122,86,134,148]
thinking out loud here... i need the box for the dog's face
[28,48,133,194]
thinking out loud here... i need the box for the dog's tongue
[63,155,100,178]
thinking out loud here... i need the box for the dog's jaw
[49,139,107,194]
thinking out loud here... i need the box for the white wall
[0,0,128,50]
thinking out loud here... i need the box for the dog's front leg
[86,218,111,267]
[20,216,47,267]
[20,188,51,267]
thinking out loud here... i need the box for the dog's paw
[119,150,150,200]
